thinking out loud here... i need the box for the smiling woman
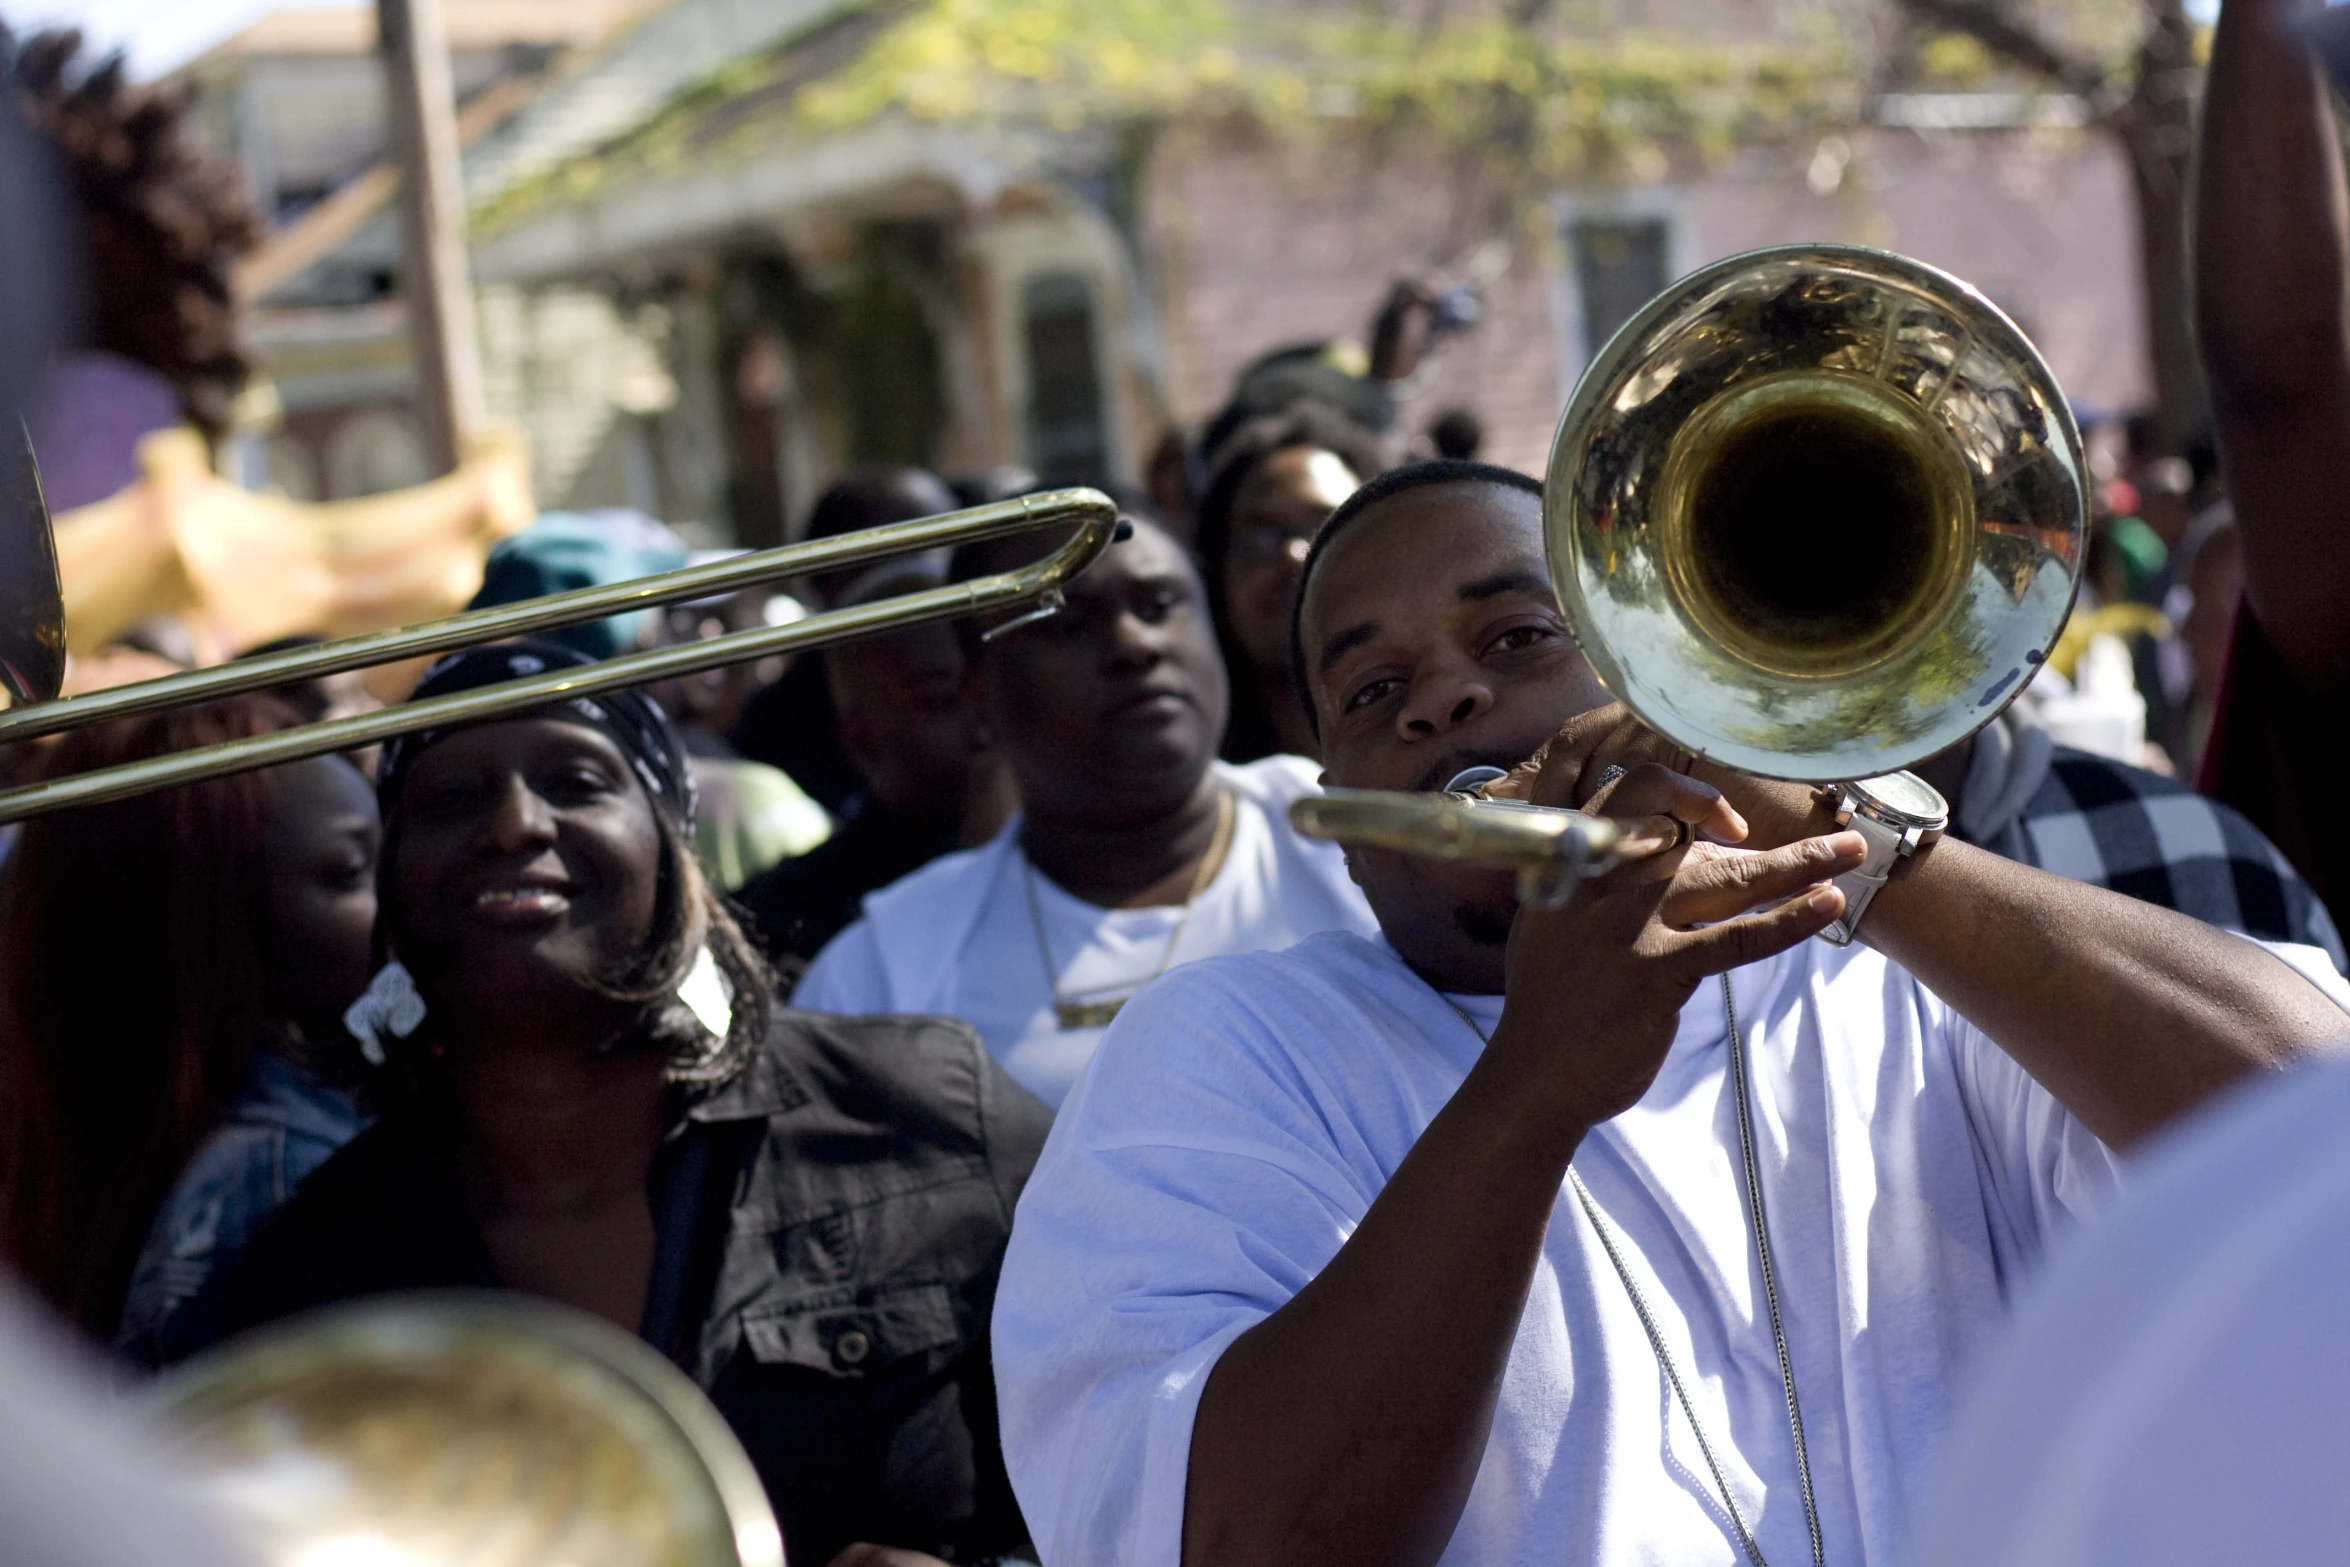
[187,640,1052,1567]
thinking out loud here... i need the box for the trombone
[1291,244,2087,891]
[0,485,1117,1564]
[0,486,1120,825]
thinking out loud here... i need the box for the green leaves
[474,0,1860,234]
[795,0,1246,131]
[792,0,1851,184]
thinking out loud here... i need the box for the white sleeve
[992,955,1385,1567]
[1940,934,2350,1245]
[787,917,894,1015]
[0,1282,260,1567]
[2255,936,2350,1013]
[1910,1060,2350,1567]
[1944,1001,2125,1243]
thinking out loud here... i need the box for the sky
[2,0,361,78]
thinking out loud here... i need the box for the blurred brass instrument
[0,484,1118,825]
[159,1294,786,1567]
[1293,245,2086,889]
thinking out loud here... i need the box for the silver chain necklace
[1443,974,1825,1567]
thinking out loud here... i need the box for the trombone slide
[0,488,1119,824]
[1290,789,1626,909]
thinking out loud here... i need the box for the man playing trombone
[991,461,2350,1567]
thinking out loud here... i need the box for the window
[1568,215,1672,360]
[1022,272,1108,485]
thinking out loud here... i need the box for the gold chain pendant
[1031,790,1236,1035]
[1053,997,1128,1029]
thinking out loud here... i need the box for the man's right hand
[1483,762,1864,1132]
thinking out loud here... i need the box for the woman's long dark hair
[0,695,297,1333]
[369,754,776,1112]
[1193,405,1389,762]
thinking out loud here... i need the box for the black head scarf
[375,640,695,829]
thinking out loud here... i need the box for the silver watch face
[1847,770,1949,827]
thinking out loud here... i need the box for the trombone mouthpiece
[1444,765,1510,798]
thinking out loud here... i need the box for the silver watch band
[1820,809,1906,947]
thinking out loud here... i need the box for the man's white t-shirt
[792,755,1379,1109]
[992,927,2350,1567]
[1911,1055,2350,1567]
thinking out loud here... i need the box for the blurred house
[459,0,1158,544]
[170,0,666,507]
[1144,101,2147,478]
[217,0,2154,539]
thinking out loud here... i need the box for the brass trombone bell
[1291,245,2086,887]
[1550,244,2085,783]
[0,487,1119,825]
[158,1294,785,1567]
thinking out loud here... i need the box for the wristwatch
[1819,770,1948,946]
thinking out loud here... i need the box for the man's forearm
[1183,1060,1584,1567]
[1865,840,2350,1147]
[2195,0,2350,685]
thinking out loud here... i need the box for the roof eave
[470,116,1044,285]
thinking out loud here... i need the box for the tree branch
[1895,0,2109,98]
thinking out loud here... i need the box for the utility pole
[378,0,486,477]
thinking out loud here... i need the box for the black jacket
[200,1010,1055,1567]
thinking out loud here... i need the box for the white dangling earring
[676,946,733,1040]
[344,961,428,1066]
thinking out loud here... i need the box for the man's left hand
[1491,701,1830,849]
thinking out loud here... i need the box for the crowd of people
[5,0,2350,1562]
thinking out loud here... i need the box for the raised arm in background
[2195,0,2350,689]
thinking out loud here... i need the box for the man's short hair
[1288,459,1545,738]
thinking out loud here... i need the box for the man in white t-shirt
[992,461,2350,1567]
[793,501,1376,1109]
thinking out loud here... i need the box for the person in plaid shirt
[1931,696,2344,969]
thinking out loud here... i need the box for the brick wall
[1681,128,2150,418]
[1138,120,2150,477]
[1139,122,1576,476]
